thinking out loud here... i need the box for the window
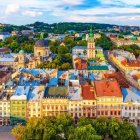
[101,111,104,115]
[118,111,121,115]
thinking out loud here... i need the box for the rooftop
[82,84,96,100]
[122,87,140,103]
[35,39,49,48]
[87,66,109,70]
[95,79,122,97]
[45,86,68,98]
[68,86,81,100]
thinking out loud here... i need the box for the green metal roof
[87,65,109,70]
[45,87,68,97]
[19,50,25,54]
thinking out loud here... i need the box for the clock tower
[87,26,95,59]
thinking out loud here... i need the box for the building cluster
[0,26,140,128]
[109,50,140,90]
[72,28,115,71]
[0,68,140,126]
[0,39,51,71]
[110,38,140,47]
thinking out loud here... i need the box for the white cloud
[0,0,140,25]
[5,4,20,15]
[22,11,43,17]
[98,0,140,6]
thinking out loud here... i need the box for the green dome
[19,50,25,54]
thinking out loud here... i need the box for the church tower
[87,26,95,59]
[18,50,25,68]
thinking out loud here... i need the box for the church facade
[0,39,50,70]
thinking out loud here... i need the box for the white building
[0,32,11,41]
[121,87,140,126]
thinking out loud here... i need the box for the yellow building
[109,51,140,72]
[42,98,68,117]
[68,100,83,118]
[95,79,123,118]
[26,86,45,119]
[27,100,42,118]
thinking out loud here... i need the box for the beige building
[27,100,42,118]
[111,38,140,47]
[69,100,83,118]
[0,39,50,70]
[42,98,68,117]
[0,94,11,125]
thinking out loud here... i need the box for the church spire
[89,25,93,38]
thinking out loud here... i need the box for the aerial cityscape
[1,0,140,140]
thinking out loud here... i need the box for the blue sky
[0,0,140,26]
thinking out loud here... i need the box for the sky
[0,0,140,26]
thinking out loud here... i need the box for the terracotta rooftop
[104,72,129,88]
[82,84,96,100]
[74,58,87,70]
[121,59,140,67]
[94,79,122,97]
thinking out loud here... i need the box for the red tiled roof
[82,85,96,100]
[104,72,129,88]
[94,79,122,97]
[121,59,140,67]
[74,58,87,70]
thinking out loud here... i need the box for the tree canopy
[12,114,139,140]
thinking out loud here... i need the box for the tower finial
[40,32,44,39]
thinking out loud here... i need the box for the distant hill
[0,21,139,34]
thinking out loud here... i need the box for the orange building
[95,79,123,118]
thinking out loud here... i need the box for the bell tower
[18,50,25,68]
[87,26,95,59]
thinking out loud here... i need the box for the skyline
[0,0,140,26]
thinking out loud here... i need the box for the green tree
[93,117,108,138]
[68,124,101,140]
[58,46,69,54]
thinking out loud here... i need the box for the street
[0,126,15,140]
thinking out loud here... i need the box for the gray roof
[35,39,49,48]
[72,46,87,50]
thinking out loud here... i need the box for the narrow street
[0,126,15,140]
